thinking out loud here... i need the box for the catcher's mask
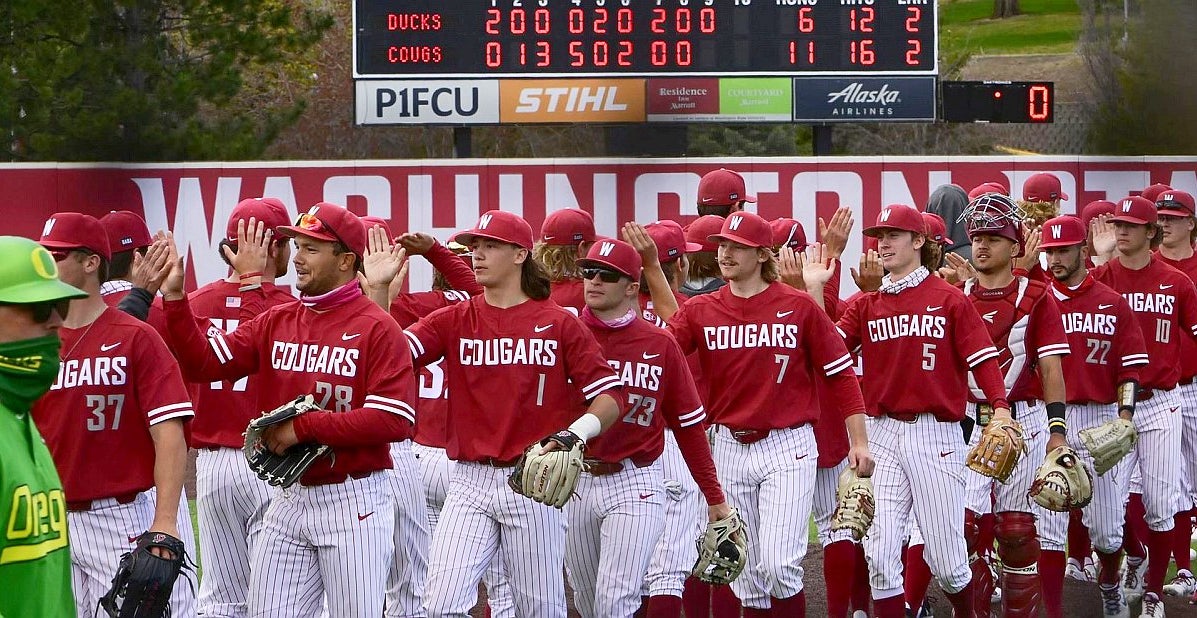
[960,193,1026,257]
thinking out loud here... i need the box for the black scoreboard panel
[355,0,938,78]
[941,81,1054,124]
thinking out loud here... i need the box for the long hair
[687,251,721,280]
[521,257,552,300]
[760,250,779,283]
[922,239,943,271]
[532,242,582,282]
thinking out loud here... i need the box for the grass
[940,0,1083,56]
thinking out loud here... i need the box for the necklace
[61,313,102,361]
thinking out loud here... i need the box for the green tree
[0,0,332,161]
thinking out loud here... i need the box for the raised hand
[621,221,659,264]
[851,249,883,292]
[220,217,271,278]
[130,236,173,294]
[819,207,854,259]
[363,226,407,288]
[778,245,805,290]
[397,232,437,256]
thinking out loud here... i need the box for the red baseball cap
[646,220,702,261]
[1110,196,1158,225]
[697,169,757,207]
[227,197,291,241]
[863,204,925,237]
[968,182,1009,201]
[1022,173,1068,202]
[359,215,394,240]
[1079,200,1117,228]
[770,218,808,250]
[40,212,112,260]
[1038,215,1088,249]
[1141,183,1173,203]
[709,211,773,249]
[278,202,367,257]
[452,210,534,251]
[540,209,596,245]
[579,238,642,280]
[684,215,724,252]
[921,212,953,246]
[1156,190,1195,218]
[100,210,152,253]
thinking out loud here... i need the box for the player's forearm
[1038,355,1067,434]
[116,287,154,322]
[581,391,623,434]
[162,296,242,382]
[827,371,866,419]
[294,406,414,447]
[364,282,391,311]
[425,243,483,295]
[804,281,827,311]
[149,419,187,531]
[844,413,869,449]
[823,260,842,319]
[642,262,679,322]
[971,357,1011,410]
[672,423,727,505]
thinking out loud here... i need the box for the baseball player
[956,194,1071,618]
[807,203,1013,618]
[97,210,153,303]
[1153,191,1197,598]
[537,208,597,315]
[403,210,624,618]
[1142,183,1174,203]
[1036,214,1149,616]
[681,215,726,297]
[666,211,874,616]
[162,203,419,618]
[563,238,730,618]
[927,184,973,260]
[0,236,87,618]
[697,168,754,217]
[183,198,294,618]
[33,213,197,617]
[1091,196,1197,618]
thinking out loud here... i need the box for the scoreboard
[354,0,939,78]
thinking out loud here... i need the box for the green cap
[0,236,88,304]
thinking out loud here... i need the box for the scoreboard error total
[353,0,939,79]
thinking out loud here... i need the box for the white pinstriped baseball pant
[195,447,272,618]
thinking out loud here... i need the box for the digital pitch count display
[354,0,938,78]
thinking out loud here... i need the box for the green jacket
[0,400,74,617]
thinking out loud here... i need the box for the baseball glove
[831,467,875,541]
[1079,417,1137,476]
[692,508,748,585]
[965,417,1027,483]
[99,531,191,618]
[1029,445,1094,512]
[507,430,586,508]
[242,394,330,488]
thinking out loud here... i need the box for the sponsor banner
[499,79,645,123]
[794,76,937,123]
[355,80,500,125]
[718,78,792,121]
[3,158,1192,293]
[646,79,720,121]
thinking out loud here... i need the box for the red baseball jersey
[837,275,1004,421]
[102,284,170,339]
[584,317,705,463]
[388,290,474,450]
[163,292,417,485]
[404,297,623,462]
[814,373,850,468]
[639,290,690,328]
[32,308,194,502]
[1050,276,1149,404]
[185,281,296,449]
[1093,256,1197,390]
[667,282,861,430]
[549,279,585,316]
[1157,252,1197,381]
[962,277,1070,403]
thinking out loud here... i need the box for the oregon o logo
[31,248,58,280]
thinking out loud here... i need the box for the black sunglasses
[0,300,70,323]
[581,267,625,283]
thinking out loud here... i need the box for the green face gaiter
[0,335,62,413]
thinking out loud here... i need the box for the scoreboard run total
[354,0,939,79]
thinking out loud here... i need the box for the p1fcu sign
[355,80,500,125]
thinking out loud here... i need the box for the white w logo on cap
[728,215,743,230]
[1050,224,1062,239]
[879,208,892,222]
[1122,200,1133,212]
[598,241,616,256]
[1163,193,1175,201]
[479,214,493,229]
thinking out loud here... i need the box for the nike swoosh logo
[1161,284,1174,290]
[795,454,808,460]
[702,197,716,203]
[534,324,553,333]
[100,342,121,352]
[939,451,954,458]
[776,310,794,318]
[342,333,361,341]
[643,352,660,360]
[357,512,375,521]
[926,305,943,312]
[639,493,654,500]
[1098,304,1114,310]
[1171,407,1180,414]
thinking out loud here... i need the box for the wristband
[1117,380,1138,416]
[1046,401,1067,435]
[567,413,603,443]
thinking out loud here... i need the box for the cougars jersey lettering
[33,309,194,502]
[1050,277,1148,404]
[1093,256,1197,389]
[668,282,857,430]
[405,297,622,462]
[964,277,1070,403]
[837,275,1001,421]
[1157,252,1197,380]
